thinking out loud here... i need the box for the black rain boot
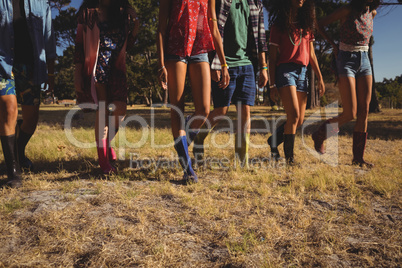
[16,120,34,171]
[267,122,285,161]
[1,135,23,188]
[283,134,296,166]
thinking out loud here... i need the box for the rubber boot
[235,133,250,169]
[1,135,23,188]
[15,119,34,171]
[352,132,374,168]
[267,122,285,161]
[96,139,117,174]
[174,136,198,183]
[108,127,119,162]
[193,124,214,165]
[283,134,296,166]
[312,120,339,154]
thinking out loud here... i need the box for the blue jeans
[276,62,309,93]
[212,64,256,108]
[336,50,372,78]
[165,53,209,64]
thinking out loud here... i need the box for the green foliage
[375,75,402,109]
[55,46,76,100]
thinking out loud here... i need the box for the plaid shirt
[211,0,267,70]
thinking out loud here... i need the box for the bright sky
[62,0,401,82]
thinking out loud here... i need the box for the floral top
[340,8,373,46]
[166,0,215,57]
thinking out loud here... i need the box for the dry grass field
[0,105,401,267]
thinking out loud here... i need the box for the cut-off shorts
[212,64,256,108]
[165,53,209,64]
[0,63,41,106]
[275,62,309,93]
[336,50,372,78]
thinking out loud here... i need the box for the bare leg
[354,75,372,132]
[187,62,211,130]
[0,95,18,136]
[279,86,299,134]
[329,76,357,126]
[296,91,308,128]
[166,61,187,138]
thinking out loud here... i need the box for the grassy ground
[0,105,401,267]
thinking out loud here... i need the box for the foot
[193,141,205,166]
[352,159,374,168]
[285,157,296,167]
[183,172,198,184]
[20,157,34,172]
[109,147,117,162]
[312,131,325,154]
[99,160,117,174]
[6,166,23,188]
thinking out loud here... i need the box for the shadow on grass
[1,158,189,187]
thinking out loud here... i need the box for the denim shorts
[276,62,309,93]
[165,53,209,64]
[336,50,372,78]
[0,63,41,106]
[212,64,256,108]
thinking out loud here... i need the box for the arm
[257,2,268,88]
[309,42,325,97]
[208,0,229,89]
[44,3,57,61]
[258,52,268,88]
[268,44,279,103]
[317,5,351,56]
[156,0,171,90]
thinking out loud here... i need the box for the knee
[5,104,18,120]
[287,111,300,127]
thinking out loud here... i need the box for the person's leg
[187,61,211,131]
[95,83,115,174]
[192,67,236,162]
[17,104,39,170]
[234,103,251,168]
[279,86,299,164]
[296,91,308,128]
[108,101,127,161]
[166,60,196,181]
[312,76,356,154]
[0,92,22,187]
[352,75,373,167]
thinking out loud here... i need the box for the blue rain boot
[174,136,198,183]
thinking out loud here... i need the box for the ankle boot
[352,132,374,168]
[283,134,296,165]
[96,139,117,174]
[235,133,250,169]
[15,120,34,171]
[174,136,198,183]
[267,122,285,161]
[1,135,23,188]
[312,120,339,154]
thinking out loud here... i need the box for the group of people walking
[0,0,379,187]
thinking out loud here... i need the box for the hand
[44,75,55,95]
[74,74,84,94]
[219,67,230,89]
[258,69,268,88]
[211,70,221,82]
[270,86,279,103]
[318,79,325,97]
[158,66,168,90]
